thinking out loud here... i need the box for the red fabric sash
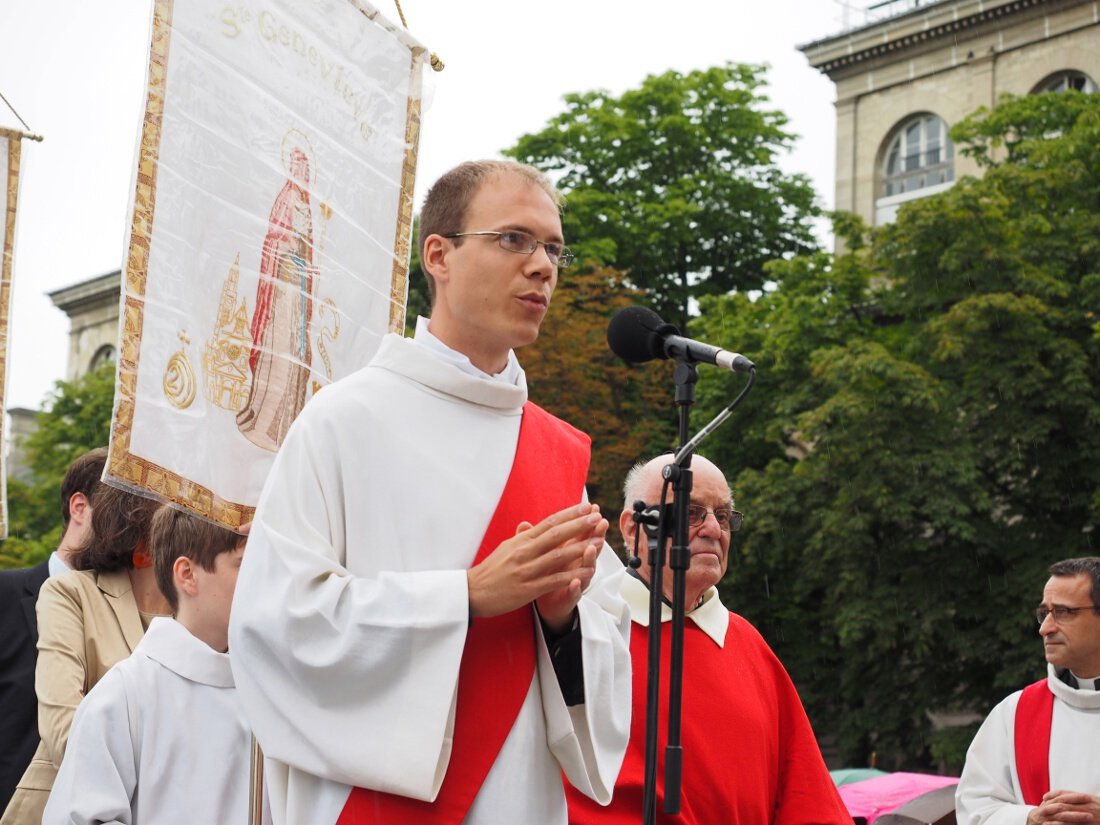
[1014,679,1053,806]
[337,402,591,825]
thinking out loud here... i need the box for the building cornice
[47,269,121,315]
[800,0,1053,76]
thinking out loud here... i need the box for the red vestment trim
[1014,679,1053,807]
[337,401,591,825]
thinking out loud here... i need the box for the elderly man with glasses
[957,557,1100,825]
[567,453,850,824]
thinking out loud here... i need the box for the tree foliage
[505,63,819,332]
[403,215,430,333]
[522,266,676,513]
[1,365,114,569]
[691,91,1100,767]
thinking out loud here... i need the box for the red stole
[1014,679,1054,806]
[338,402,591,824]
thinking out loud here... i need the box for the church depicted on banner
[801,0,1100,229]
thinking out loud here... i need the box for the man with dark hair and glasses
[229,160,630,825]
[567,453,850,824]
[957,557,1100,825]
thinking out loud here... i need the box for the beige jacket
[0,568,143,825]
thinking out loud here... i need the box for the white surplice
[228,331,632,825]
[42,618,250,825]
[955,665,1100,825]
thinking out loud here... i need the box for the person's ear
[68,492,91,527]
[173,556,200,599]
[618,509,636,552]
[421,235,451,285]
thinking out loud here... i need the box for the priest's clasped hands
[466,502,608,635]
[1027,790,1100,825]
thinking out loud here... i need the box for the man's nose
[695,511,723,538]
[523,244,556,279]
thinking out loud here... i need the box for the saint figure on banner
[237,143,317,452]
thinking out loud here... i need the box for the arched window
[89,344,117,373]
[1033,70,1098,94]
[881,114,954,197]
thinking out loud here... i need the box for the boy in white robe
[43,507,251,825]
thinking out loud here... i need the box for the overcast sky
[0,0,853,411]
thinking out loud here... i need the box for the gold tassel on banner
[392,0,445,71]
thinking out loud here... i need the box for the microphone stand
[639,361,698,824]
[634,502,665,825]
[664,362,697,816]
[635,360,756,824]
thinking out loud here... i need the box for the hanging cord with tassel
[392,0,445,71]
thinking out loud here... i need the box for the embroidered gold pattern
[203,253,254,411]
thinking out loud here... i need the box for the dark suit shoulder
[0,559,50,599]
[0,559,49,809]
[0,560,49,663]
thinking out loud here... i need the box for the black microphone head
[607,306,678,363]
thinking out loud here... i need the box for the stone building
[801,0,1099,229]
[47,269,121,380]
[4,270,120,481]
[799,0,1097,763]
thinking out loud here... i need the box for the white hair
[621,453,733,512]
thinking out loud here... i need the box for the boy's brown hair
[150,505,245,613]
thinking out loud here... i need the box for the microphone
[607,306,755,373]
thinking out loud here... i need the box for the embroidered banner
[0,127,25,538]
[107,0,426,526]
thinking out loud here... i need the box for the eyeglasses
[686,505,743,533]
[1034,604,1100,625]
[443,230,575,269]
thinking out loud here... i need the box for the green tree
[1,365,114,568]
[522,266,676,513]
[505,63,819,332]
[690,91,1100,767]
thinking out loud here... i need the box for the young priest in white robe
[43,506,251,825]
[230,160,632,825]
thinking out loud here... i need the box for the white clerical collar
[1069,672,1099,691]
[620,571,729,647]
[1047,665,1100,709]
[48,550,71,578]
[139,617,235,688]
[414,316,523,386]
